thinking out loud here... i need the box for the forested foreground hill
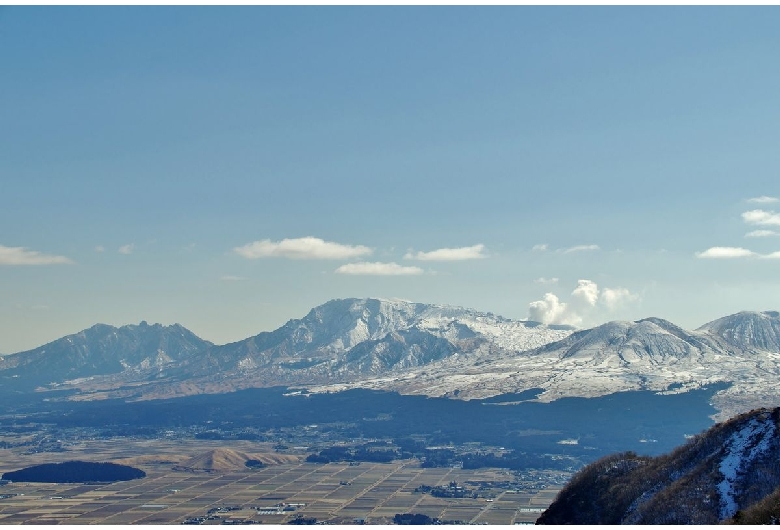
[536,407,780,524]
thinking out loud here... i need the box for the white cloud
[528,279,640,327]
[571,279,599,306]
[745,230,779,238]
[528,293,576,326]
[742,209,780,226]
[118,243,135,255]
[532,244,548,252]
[562,244,600,254]
[234,237,372,260]
[404,244,486,261]
[220,275,246,281]
[747,196,780,204]
[335,261,424,276]
[601,287,639,310]
[94,245,105,253]
[0,245,73,266]
[534,277,559,285]
[763,251,780,260]
[695,246,757,259]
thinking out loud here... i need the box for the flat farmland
[0,439,562,524]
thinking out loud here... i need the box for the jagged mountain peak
[697,310,780,352]
[0,321,211,388]
[269,297,551,356]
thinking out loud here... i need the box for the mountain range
[2,298,780,419]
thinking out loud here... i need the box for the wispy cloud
[695,246,757,259]
[118,243,135,255]
[534,277,559,285]
[531,244,548,252]
[404,244,486,261]
[335,261,424,276]
[745,230,779,238]
[234,237,372,260]
[562,244,600,254]
[764,251,780,259]
[601,287,639,310]
[94,245,105,253]
[747,196,780,204]
[15,303,51,310]
[742,209,780,227]
[219,275,246,281]
[698,199,780,259]
[0,245,73,266]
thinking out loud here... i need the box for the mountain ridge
[0,321,211,390]
[2,299,780,420]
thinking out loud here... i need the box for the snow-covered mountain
[0,298,571,401]
[3,300,780,420]
[537,317,719,363]
[0,322,211,390]
[698,310,780,353]
[537,407,780,524]
[307,309,780,420]
[115,298,574,399]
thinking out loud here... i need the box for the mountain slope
[536,317,719,364]
[698,310,780,353]
[321,317,725,400]
[309,315,780,419]
[195,297,569,373]
[537,407,780,524]
[49,298,571,400]
[4,300,780,422]
[0,322,211,389]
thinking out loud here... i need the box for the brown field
[0,439,561,524]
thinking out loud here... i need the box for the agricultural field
[0,438,563,524]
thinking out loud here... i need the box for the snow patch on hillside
[718,416,776,519]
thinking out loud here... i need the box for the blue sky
[3,6,780,353]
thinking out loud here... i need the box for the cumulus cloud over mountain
[528,279,639,326]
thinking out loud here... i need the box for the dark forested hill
[537,407,780,524]
[2,461,145,483]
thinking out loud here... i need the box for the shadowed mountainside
[537,407,780,524]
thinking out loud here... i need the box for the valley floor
[0,438,565,525]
